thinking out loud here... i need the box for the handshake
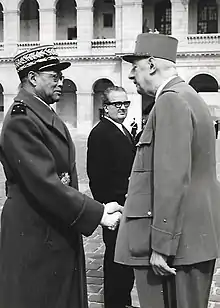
[100,202,123,231]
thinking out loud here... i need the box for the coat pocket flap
[126,193,153,218]
[136,129,153,147]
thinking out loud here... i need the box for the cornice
[0,55,122,63]
[177,51,220,58]
[0,52,219,64]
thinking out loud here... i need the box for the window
[103,13,113,28]
[197,0,217,34]
[68,27,77,40]
[155,0,171,35]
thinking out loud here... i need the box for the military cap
[123,33,178,64]
[14,45,71,79]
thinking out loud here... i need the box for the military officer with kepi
[0,45,122,308]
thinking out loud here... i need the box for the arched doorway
[0,83,4,122]
[92,78,114,125]
[189,73,220,136]
[189,74,218,92]
[56,79,77,127]
[56,0,77,40]
[19,0,39,42]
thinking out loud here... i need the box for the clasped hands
[100,202,123,231]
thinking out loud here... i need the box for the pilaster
[171,0,189,47]
[121,1,142,53]
[77,91,93,132]
[3,9,19,56]
[216,0,220,32]
[115,4,122,53]
[77,6,93,54]
[39,8,56,44]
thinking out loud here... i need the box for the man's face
[128,59,154,97]
[34,70,64,104]
[105,90,129,124]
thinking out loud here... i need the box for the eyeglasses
[106,101,131,108]
[38,72,65,82]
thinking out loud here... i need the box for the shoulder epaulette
[11,100,27,116]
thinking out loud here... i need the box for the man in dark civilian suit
[114,33,220,308]
[87,86,136,308]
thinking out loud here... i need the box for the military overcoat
[0,88,104,308]
[115,77,220,267]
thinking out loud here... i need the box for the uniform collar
[14,89,68,143]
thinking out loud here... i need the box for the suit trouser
[103,228,134,308]
[134,259,215,308]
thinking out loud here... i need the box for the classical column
[121,0,142,53]
[76,91,93,132]
[115,4,122,53]
[39,8,56,44]
[77,6,93,54]
[3,9,19,56]
[171,0,189,47]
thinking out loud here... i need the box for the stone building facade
[0,0,219,132]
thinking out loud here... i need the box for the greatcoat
[0,88,104,308]
[115,76,220,267]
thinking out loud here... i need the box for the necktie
[122,124,134,144]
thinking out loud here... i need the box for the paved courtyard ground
[0,123,220,308]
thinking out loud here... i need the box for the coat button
[147,210,152,216]
[163,218,167,223]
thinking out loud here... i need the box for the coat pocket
[133,129,153,172]
[127,216,153,258]
[126,193,153,257]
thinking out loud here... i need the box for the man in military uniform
[0,45,122,308]
[115,33,220,308]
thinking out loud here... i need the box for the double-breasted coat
[115,77,220,267]
[0,89,104,308]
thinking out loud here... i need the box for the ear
[27,71,38,87]
[148,57,156,75]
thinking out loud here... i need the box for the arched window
[197,0,217,34]
[93,0,115,39]
[56,0,77,40]
[155,0,171,35]
[20,0,39,41]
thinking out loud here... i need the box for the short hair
[102,86,127,105]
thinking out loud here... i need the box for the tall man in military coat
[0,45,122,308]
[87,86,136,308]
[114,33,220,308]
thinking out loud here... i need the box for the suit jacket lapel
[102,117,134,146]
[15,89,68,143]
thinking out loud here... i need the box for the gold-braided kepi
[122,33,178,64]
[14,45,71,79]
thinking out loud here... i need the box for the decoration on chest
[59,172,71,186]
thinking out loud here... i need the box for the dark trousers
[134,259,215,308]
[103,228,134,308]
